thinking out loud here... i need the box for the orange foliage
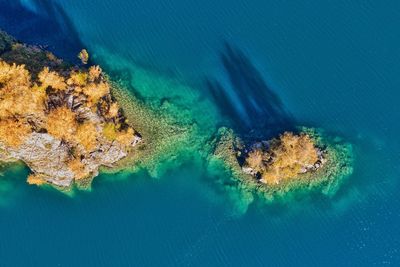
[68,158,88,180]
[67,71,88,87]
[107,102,119,118]
[82,81,110,106]
[0,118,31,148]
[0,84,46,119]
[246,149,266,174]
[245,132,319,185]
[0,60,46,119]
[88,65,102,81]
[0,53,138,188]
[38,67,67,91]
[45,106,77,141]
[75,121,99,152]
[27,174,46,185]
[102,123,134,146]
[0,60,30,90]
[116,127,135,146]
[0,42,140,188]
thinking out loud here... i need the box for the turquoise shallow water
[1,0,400,266]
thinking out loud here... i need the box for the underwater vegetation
[0,28,353,206]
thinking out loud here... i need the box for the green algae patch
[207,127,354,205]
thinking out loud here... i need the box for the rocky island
[0,29,353,200]
[209,127,353,200]
[0,30,141,189]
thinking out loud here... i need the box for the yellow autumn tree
[45,106,77,141]
[0,60,46,119]
[75,121,99,152]
[67,158,88,180]
[27,174,46,185]
[0,61,31,90]
[102,122,119,141]
[38,66,67,91]
[0,118,32,148]
[0,84,46,119]
[102,122,134,146]
[82,81,110,106]
[88,65,102,81]
[245,149,266,174]
[107,102,120,118]
[246,132,319,185]
[67,70,88,87]
[116,127,135,146]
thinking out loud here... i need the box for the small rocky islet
[0,30,353,198]
[209,127,353,200]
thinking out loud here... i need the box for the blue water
[1,0,400,266]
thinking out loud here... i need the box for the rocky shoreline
[0,30,141,189]
[208,127,353,200]
[0,29,353,199]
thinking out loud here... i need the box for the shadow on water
[0,0,83,62]
[206,43,295,140]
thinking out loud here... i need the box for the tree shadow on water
[206,43,295,140]
[0,0,84,62]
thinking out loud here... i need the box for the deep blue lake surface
[0,0,400,266]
